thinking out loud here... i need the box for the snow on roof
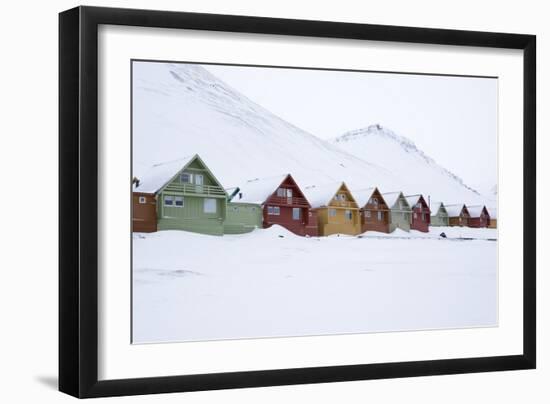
[381,191,407,209]
[486,206,497,219]
[431,202,446,216]
[133,155,195,194]
[467,205,487,217]
[446,204,466,217]
[234,174,289,204]
[350,187,376,208]
[405,194,421,207]
[303,182,344,208]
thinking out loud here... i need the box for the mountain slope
[133,62,483,205]
[133,62,400,191]
[331,125,483,204]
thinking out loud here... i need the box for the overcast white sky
[205,64,497,191]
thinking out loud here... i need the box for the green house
[382,191,412,232]
[134,154,261,235]
[430,202,450,227]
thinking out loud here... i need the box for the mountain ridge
[133,62,485,205]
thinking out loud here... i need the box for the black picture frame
[59,5,536,398]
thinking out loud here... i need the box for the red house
[236,174,318,236]
[467,205,490,228]
[353,187,391,234]
[405,194,431,232]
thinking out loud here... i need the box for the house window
[276,188,286,197]
[339,194,346,201]
[164,195,174,206]
[329,208,337,217]
[365,211,371,218]
[414,212,418,219]
[203,198,216,213]
[180,172,192,183]
[377,211,383,221]
[267,206,280,215]
[138,196,146,204]
[175,196,184,207]
[370,197,378,205]
[345,210,352,221]
[194,174,204,185]
[292,208,301,220]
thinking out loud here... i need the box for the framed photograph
[59,6,536,398]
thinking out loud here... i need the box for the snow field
[132,226,497,343]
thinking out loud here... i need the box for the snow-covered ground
[132,226,497,343]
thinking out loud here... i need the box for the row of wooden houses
[132,154,496,236]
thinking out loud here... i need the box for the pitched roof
[234,174,289,204]
[350,187,376,208]
[382,191,409,209]
[133,155,195,194]
[467,205,488,217]
[431,202,448,217]
[446,204,467,217]
[303,182,346,208]
[405,194,421,207]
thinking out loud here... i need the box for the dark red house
[354,187,391,233]
[405,194,431,232]
[236,174,318,236]
[467,205,490,228]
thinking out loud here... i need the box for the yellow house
[303,182,361,236]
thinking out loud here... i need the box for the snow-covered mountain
[331,125,484,204]
[133,62,484,205]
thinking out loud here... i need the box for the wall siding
[224,202,263,234]
[389,210,411,232]
[157,194,225,235]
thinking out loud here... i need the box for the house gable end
[159,155,228,198]
[328,183,359,209]
[264,174,311,207]
[364,188,389,210]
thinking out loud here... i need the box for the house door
[195,174,204,193]
[286,188,293,204]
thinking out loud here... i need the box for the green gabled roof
[133,154,228,197]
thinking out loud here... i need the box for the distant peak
[334,124,417,151]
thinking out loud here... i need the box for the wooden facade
[354,187,391,233]
[383,192,412,232]
[487,207,497,228]
[305,182,361,236]
[405,194,431,232]
[467,205,490,228]
[447,204,470,227]
[236,174,318,236]
[430,202,450,227]
[132,155,262,235]
[132,192,157,233]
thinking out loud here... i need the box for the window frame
[203,198,217,214]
